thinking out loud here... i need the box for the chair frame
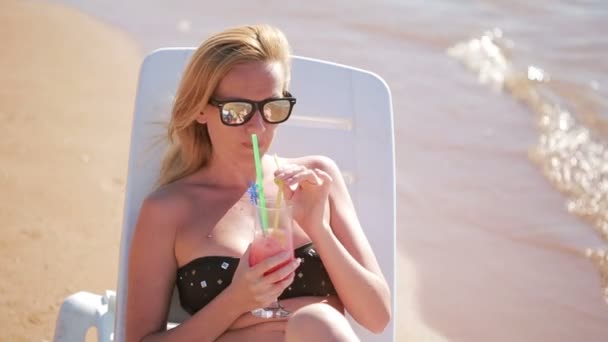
[54,49,396,342]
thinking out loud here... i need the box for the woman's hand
[226,243,301,313]
[274,164,333,233]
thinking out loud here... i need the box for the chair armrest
[54,290,116,342]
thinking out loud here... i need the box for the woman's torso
[166,157,342,334]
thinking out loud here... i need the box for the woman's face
[198,61,286,164]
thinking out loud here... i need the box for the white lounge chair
[54,48,396,342]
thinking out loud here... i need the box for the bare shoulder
[136,182,198,234]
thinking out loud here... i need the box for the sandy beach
[1,0,608,341]
[0,1,140,340]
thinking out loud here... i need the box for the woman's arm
[126,192,300,342]
[312,156,391,332]
[276,156,391,333]
[126,194,243,342]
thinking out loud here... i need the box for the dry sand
[0,0,140,340]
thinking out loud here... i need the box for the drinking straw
[251,134,268,232]
[272,154,284,229]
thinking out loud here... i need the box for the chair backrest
[114,48,396,342]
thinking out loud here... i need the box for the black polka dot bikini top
[175,243,338,314]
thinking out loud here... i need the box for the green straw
[251,134,268,232]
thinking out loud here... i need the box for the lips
[243,140,265,149]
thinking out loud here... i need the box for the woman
[126,24,391,342]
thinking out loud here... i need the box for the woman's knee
[285,303,359,342]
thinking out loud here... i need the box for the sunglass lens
[221,102,252,125]
[264,99,291,122]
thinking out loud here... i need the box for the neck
[200,151,269,190]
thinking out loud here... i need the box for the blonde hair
[157,24,292,187]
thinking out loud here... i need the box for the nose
[244,107,267,135]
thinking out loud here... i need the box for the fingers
[274,163,302,177]
[275,165,332,190]
[268,272,296,297]
[234,244,299,310]
[256,271,296,304]
[275,164,303,200]
[289,169,322,187]
[263,257,301,283]
[250,251,293,277]
[312,168,333,187]
[249,258,299,307]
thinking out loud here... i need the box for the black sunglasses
[209,92,297,126]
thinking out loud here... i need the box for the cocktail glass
[249,200,294,318]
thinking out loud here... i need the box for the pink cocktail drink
[249,200,294,318]
[249,228,294,276]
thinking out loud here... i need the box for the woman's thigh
[216,321,286,342]
[285,303,359,342]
